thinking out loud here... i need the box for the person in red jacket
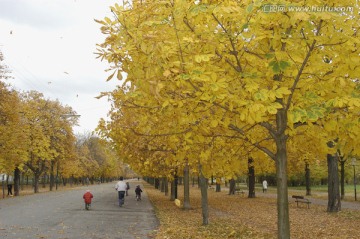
[83,190,93,210]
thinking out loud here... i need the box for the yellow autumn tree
[97,1,360,238]
[0,52,25,174]
[0,82,26,174]
[20,91,78,193]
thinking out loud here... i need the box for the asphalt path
[0,180,159,239]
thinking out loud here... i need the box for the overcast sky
[0,0,119,134]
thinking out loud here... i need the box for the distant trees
[1,50,125,195]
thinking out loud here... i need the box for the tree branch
[227,124,276,160]
[130,127,191,137]
[212,13,242,72]
[286,20,323,112]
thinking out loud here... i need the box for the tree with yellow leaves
[97,1,360,238]
[20,91,78,193]
[0,82,25,176]
[1,52,28,196]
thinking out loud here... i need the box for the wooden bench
[292,195,311,208]
[235,187,245,196]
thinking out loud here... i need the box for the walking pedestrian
[135,185,143,201]
[262,179,268,193]
[83,190,93,210]
[126,182,130,196]
[7,183,13,196]
[115,176,127,207]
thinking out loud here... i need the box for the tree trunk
[327,154,341,212]
[155,178,160,189]
[248,157,256,198]
[170,180,175,200]
[14,167,21,196]
[21,173,25,190]
[273,106,290,239]
[50,160,55,191]
[340,160,345,200]
[161,177,165,192]
[178,177,182,185]
[42,173,46,188]
[305,162,311,196]
[183,163,191,209]
[199,164,209,225]
[62,177,67,186]
[215,182,221,192]
[229,179,236,195]
[2,174,5,198]
[174,174,178,199]
[164,177,169,196]
[56,161,59,190]
[34,173,40,193]
[170,179,176,201]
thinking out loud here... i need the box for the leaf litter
[145,184,360,239]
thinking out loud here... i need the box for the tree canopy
[96,1,360,238]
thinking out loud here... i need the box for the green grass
[236,183,358,201]
[288,184,357,193]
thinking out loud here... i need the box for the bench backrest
[292,195,304,199]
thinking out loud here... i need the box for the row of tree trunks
[145,150,342,237]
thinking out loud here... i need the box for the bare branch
[316,41,348,47]
[130,127,191,137]
[212,13,242,72]
[286,20,323,112]
[244,48,264,59]
[259,122,276,137]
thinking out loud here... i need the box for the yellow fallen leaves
[174,199,181,207]
[145,184,360,239]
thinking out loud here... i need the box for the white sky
[0,0,119,134]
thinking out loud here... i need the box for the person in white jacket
[262,179,268,193]
[115,176,127,206]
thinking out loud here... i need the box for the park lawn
[287,185,358,202]
[145,183,360,239]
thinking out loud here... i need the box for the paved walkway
[0,180,159,239]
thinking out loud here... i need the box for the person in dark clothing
[7,183,13,196]
[126,182,130,196]
[135,185,143,201]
